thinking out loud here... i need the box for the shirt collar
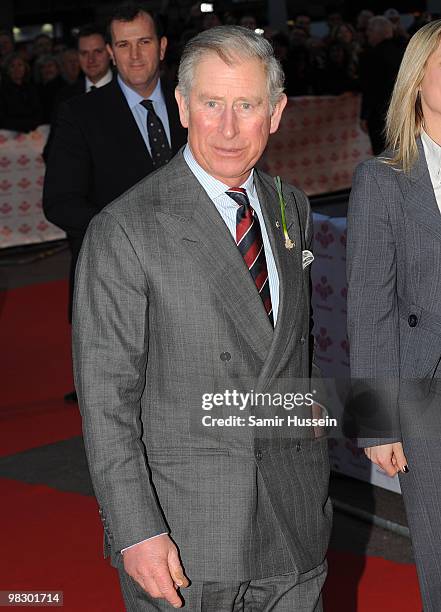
[421,129,441,178]
[85,69,113,91]
[117,74,163,110]
[183,143,255,200]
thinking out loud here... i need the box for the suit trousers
[118,561,327,612]
[399,436,441,612]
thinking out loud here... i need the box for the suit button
[255,450,263,461]
[408,314,418,327]
[220,352,231,361]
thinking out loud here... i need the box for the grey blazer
[72,150,331,582]
[347,138,441,442]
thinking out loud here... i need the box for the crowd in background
[0,6,438,141]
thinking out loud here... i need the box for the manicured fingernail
[176,580,183,587]
[402,465,409,473]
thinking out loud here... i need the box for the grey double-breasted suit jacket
[72,149,331,582]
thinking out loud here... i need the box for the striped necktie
[226,187,273,326]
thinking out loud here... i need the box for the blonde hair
[385,20,441,172]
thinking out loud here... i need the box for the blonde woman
[347,20,441,611]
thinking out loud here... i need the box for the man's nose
[219,107,239,139]
[130,44,140,60]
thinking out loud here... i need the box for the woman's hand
[364,442,409,477]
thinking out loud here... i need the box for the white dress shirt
[421,129,441,213]
[85,69,113,92]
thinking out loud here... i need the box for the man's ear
[175,88,189,129]
[159,37,168,61]
[106,43,116,66]
[269,93,288,134]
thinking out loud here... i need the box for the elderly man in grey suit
[73,25,331,611]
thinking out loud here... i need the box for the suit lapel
[254,172,304,388]
[156,157,273,362]
[403,137,441,241]
[106,80,155,174]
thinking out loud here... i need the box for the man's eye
[241,103,252,110]
[207,101,217,108]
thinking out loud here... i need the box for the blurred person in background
[295,14,311,37]
[347,20,441,611]
[31,34,53,65]
[331,22,362,75]
[320,41,359,95]
[34,54,65,123]
[0,53,41,132]
[0,30,14,63]
[384,8,409,44]
[359,16,404,154]
[355,9,374,46]
[56,24,112,107]
[239,14,257,31]
[59,47,80,84]
[408,11,432,36]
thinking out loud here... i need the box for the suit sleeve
[72,211,168,553]
[43,101,98,237]
[346,162,401,445]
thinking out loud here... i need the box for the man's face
[78,34,110,83]
[107,12,167,96]
[175,54,287,186]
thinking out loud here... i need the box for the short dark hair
[106,2,164,43]
[77,23,106,47]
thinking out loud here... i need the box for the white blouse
[421,129,441,214]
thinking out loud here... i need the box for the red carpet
[0,281,81,455]
[0,479,123,611]
[0,280,74,409]
[0,477,422,612]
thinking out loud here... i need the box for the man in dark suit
[56,23,113,107]
[43,2,187,402]
[43,24,113,158]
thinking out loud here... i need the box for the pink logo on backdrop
[17,154,30,166]
[0,135,8,145]
[19,201,31,212]
[18,223,31,234]
[35,200,43,210]
[0,179,12,191]
[0,203,12,214]
[0,225,12,236]
[315,223,335,248]
[35,175,44,187]
[17,177,31,190]
[314,276,334,301]
[316,327,333,352]
[0,156,11,168]
[37,220,49,231]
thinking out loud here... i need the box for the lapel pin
[275,220,280,229]
[274,176,295,249]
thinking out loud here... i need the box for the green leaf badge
[274,176,295,250]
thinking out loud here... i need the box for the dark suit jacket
[43,77,187,317]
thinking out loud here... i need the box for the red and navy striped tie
[226,187,273,326]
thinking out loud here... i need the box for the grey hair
[177,25,285,113]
